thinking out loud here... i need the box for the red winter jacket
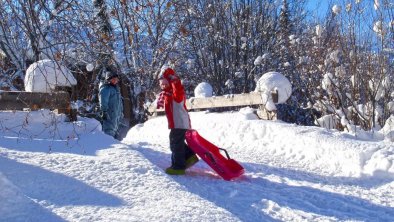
[161,78,191,129]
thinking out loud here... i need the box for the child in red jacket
[157,67,198,175]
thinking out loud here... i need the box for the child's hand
[159,68,178,82]
[156,91,172,108]
[157,100,164,109]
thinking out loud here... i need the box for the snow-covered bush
[24,60,77,93]
[315,114,340,129]
[194,82,213,98]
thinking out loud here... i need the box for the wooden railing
[0,90,77,121]
[148,91,278,120]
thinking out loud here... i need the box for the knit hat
[105,72,119,80]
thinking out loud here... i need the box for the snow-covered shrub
[24,59,77,93]
[315,114,340,129]
[194,82,213,98]
[277,104,319,126]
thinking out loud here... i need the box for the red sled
[185,129,245,181]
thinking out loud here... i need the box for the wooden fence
[148,91,278,120]
[0,90,77,121]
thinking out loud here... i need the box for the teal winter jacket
[99,82,123,137]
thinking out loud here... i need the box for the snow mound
[24,59,77,93]
[238,107,259,120]
[126,111,394,179]
[194,82,213,98]
[0,110,105,154]
[380,115,394,142]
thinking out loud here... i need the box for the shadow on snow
[0,157,124,207]
[0,132,118,155]
[133,143,394,222]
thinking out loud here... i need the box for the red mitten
[159,68,178,82]
[156,91,172,108]
[156,92,165,109]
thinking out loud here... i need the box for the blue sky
[306,0,331,19]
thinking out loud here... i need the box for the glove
[156,92,165,109]
[159,68,178,82]
[101,111,108,120]
[156,91,172,109]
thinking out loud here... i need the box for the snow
[24,60,77,93]
[254,56,263,66]
[332,5,341,15]
[381,115,394,142]
[374,0,380,10]
[255,72,292,111]
[194,82,213,98]
[373,21,384,36]
[1,109,394,221]
[86,63,94,72]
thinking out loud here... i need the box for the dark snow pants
[169,128,195,169]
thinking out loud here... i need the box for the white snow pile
[237,107,259,120]
[1,110,394,221]
[194,82,213,98]
[380,115,394,142]
[24,59,77,93]
[255,71,292,111]
[0,110,103,153]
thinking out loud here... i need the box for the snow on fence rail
[0,90,76,121]
[147,91,278,120]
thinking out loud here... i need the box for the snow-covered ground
[0,109,393,221]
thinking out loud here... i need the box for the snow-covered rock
[24,59,77,93]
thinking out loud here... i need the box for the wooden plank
[187,92,262,109]
[147,92,263,114]
[0,91,70,110]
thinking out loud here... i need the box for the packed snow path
[1,110,393,221]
